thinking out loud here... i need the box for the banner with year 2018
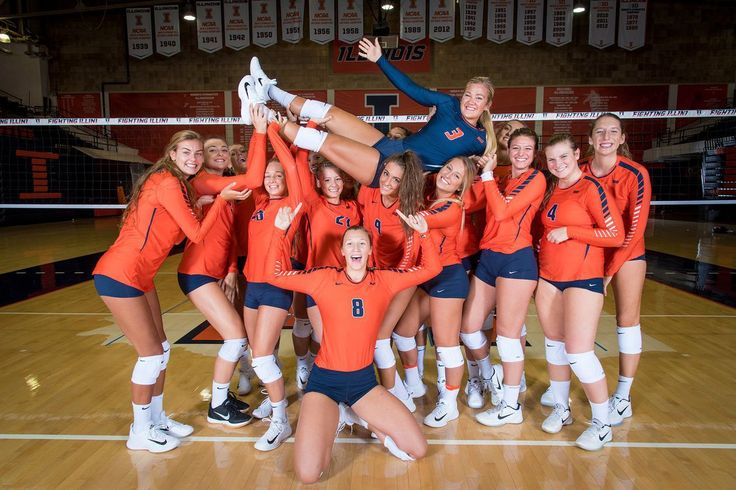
[428,0,455,43]
[618,0,647,51]
[545,0,572,47]
[224,0,250,50]
[400,0,426,43]
[309,0,334,44]
[154,5,180,57]
[252,0,278,47]
[281,0,304,44]
[516,0,543,45]
[126,8,153,59]
[487,0,513,44]
[460,0,484,41]
[196,1,223,53]
[337,0,363,43]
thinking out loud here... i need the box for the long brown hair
[122,130,201,224]
[383,150,425,234]
[587,112,633,159]
[431,156,477,233]
[541,133,578,208]
[466,76,498,157]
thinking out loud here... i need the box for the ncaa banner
[428,0,455,43]
[515,0,542,45]
[196,1,223,53]
[487,0,513,44]
[309,0,334,44]
[400,0,426,43]
[460,0,484,41]
[224,0,250,50]
[154,5,180,57]
[252,0,278,47]
[337,0,363,44]
[618,0,647,51]
[281,0,304,44]
[545,0,572,47]
[588,0,615,49]
[126,8,153,59]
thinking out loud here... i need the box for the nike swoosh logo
[598,431,611,441]
[299,376,307,384]
[509,271,518,274]
[267,435,278,444]
[142,406,149,410]
[436,289,446,293]
[570,361,577,365]
[617,407,627,416]
[148,438,167,446]
[434,413,447,422]
[216,387,228,390]
[589,283,596,287]
[498,410,516,420]
[221,412,230,421]
[546,344,554,347]
[562,415,570,424]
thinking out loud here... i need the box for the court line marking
[0,433,734,449]
[1,312,735,318]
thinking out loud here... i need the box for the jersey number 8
[351,298,364,318]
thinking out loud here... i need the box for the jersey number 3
[351,298,364,318]
[546,204,558,222]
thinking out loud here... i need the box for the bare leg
[251,306,289,402]
[293,393,339,484]
[535,280,569,383]
[612,260,646,377]
[376,287,416,388]
[288,96,385,145]
[494,278,536,386]
[460,276,496,361]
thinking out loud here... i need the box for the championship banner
[618,0,647,51]
[460,0,484,41]
[126,8,153,59]
[337,0,363,44]
[280,0,304,44]
[545,0,572,47]
[252,0,278,47]
[428,0,455,43]
[196,1,223,53]
[154,5,180,57]
[487,0,513,44]
[588,0,615,49]
[224,0,250,50]
[309,0,334,44]
[333,38,430,73]
[515,0,542,45]
[400,0,426,43]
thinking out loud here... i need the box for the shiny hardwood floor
[0,216,735,488]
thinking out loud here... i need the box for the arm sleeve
[484,173,545,221]
[266,227,322,294]
[190,133,268,195]
[376,56,452,108]
[419,201,462,229]
[567,181,625,248]
[268,122,303,207]
[463,180,486,213]
[157,176,227,244]
[227,235,239,273]
[294,134,320,206]
[385,233,443,294]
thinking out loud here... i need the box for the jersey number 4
[351,298,364,318]
[546,204,558,222]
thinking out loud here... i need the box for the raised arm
[384,233,442,294]
[565,177,624,248]
[419,200,462,230]
[293,123,321,205]
[483,169,545,221]
[268,121,302,206]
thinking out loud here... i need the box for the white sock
[436,359,446,383]
[478,355,493,380]
[502,384,521,407]
[132,402,152,433]
[417,346,426,378]
[268,85,296,110]
[271,398,288,422]
[389,371,410,400]
[296,354,309,371]
[550,380,571,409]
[466,359,479,379]
[150,394,164,424]
[590,400,610,425]
[441,386,460,406]
[615,375,634,399]
[307,351,317,368]
[404,366,421,388]
[211,381,230,407]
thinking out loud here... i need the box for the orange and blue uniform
[357,186,413,269]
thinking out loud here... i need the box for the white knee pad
[251,355,283,384]
[520,323,527,337]
[301,99,332,120]
[566,350,605,384]
[218,338,247,363]
[374,338,396,369]
[131,354,163,385]
[160,340,171,370]
[293,318,312,338]
[436,345,464,369]
[545,337,567,366]
[293,127,328,153]
[496,335,524,363]
[617,324,642,354]
[460,330,487,350]
[392,332,417,352]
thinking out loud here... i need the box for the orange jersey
[233,198,255,257]
[480,168,546,254]
[358,186,412,269]
[267,228,442,371]
[93,171,227,291]
[539,175,624,281]
[419,199,463,266]
[457,178,487,259]
[581,157,651,276]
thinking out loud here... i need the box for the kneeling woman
[267,206,441,484]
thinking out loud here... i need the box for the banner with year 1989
[400,0,426,43]
[545,0,572,47]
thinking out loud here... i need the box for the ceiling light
[573,2,586,13]
[183,1,196,21]
[381,2,394,11]
[0,31,10,43]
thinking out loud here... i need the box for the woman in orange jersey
[266,205,442,484]
[391,157,477,427]
[92,130,250,453]
[582,113,651,425]
[536,134,624,451]
[459,128,546,426]
[176,106,270,427]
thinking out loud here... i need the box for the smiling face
[435,157,467,196]
[203,138,230,173]
[341,228,372,273]
[229,144,247,173]
[497,120,525,151]
[169,139,204,176]
[460,82,492,124]
[508,135,536,173]
[263,159,286,198]
[589,115,625,158]
[378,160,405,199]
[317,166,344,201]
[545,141,580,180]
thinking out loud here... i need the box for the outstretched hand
[396,210,428,235]
[219,182,252,202]
[251,104,269,133]
[478,152,498,173]
[274,202,303,230]
[358,37,382,63]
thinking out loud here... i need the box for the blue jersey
[375,56,488,172]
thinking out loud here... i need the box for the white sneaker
[338,402,367,433]
[575,419,613,451]
[249,56,276,102]
[520,372,527,393]
[406,380,427,398]
[423,399,460,428]
[540,386,555,407]
[475,400,523,427]
[254,418,292,451]
[296,365,310,391]
[608,395,632,426]
[389,383,417,413]
[252,393,272,419]
[483,364,504,406]
[237,372,252,396]
[383,435,415,461]
[237,74,260,124]
[541,404,573,434]
[155,412,193,438]
[464,377,484,409]
[127,424,180,453]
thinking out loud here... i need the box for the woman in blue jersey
[240,38,497,184]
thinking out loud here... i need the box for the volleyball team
[93,37,651,481]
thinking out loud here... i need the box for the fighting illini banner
[516,0,543,45]
[154,5,180,57]
[309,0,334,44]
[126,8,153,59]
[428,0,455,43]
[196,1,223,53]
[337,0,363,44]
[487,0,513,44]
[252,0,278,47]
[460,0,484,41]
[545,0,572,47]
[281,0,304,44]
[224,0,250,50]
[618,0,647,51]
[400,0,426,43]
[588,0,615,49]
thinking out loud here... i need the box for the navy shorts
[177,273,218,295]
[630,254,646,261]
[94,274,144,298]
[419,263,469,298]
[541,277,604,295]
[475,247,538,287]
[461,252,480,273]
[305,363,378,406]
[306,294,317,308]
[244,281,293,310]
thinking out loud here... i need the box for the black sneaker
[227,391,250,411]
[207,398,253,428]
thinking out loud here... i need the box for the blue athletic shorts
[630,254,646,261]
[305,363,378,406]
[474,247,538,287]
[541,277,604,295]
[244,281,293,310]
[306,294,317,308]
[461,252,480,273]
[94,274,144,298]
[177,273,218,295]
[419,263,469,298]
